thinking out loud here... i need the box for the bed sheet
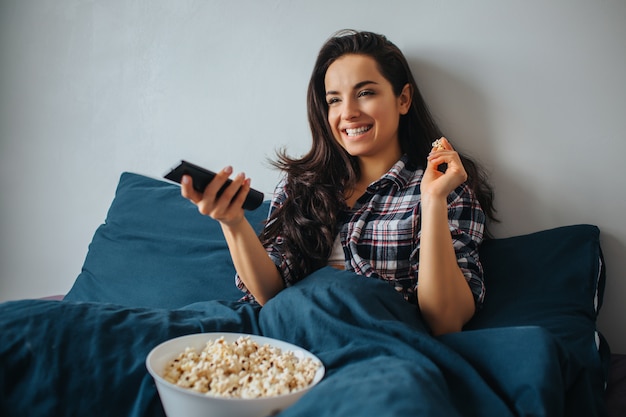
[0,267,605,417]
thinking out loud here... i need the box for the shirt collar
[367,154,415,192]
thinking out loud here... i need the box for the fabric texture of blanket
[0,268,605,417]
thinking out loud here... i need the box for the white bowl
[146,332,325,417]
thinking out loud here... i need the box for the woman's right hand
[180,166,252,227]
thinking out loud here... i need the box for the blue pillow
[466,225,609,405]
[65,172,270,308]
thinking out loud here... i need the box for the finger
[440,137,454,151]
[431,136,454,153]
[426,158,448,176]
[428,149,458,174]
[203,166,234,200]
[180,175,202,202]
[427,152,453,165]
[231,177,252,209]
[214,172,246,209]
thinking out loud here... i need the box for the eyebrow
[326,80,379,96]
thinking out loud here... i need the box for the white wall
[1,0,624,352]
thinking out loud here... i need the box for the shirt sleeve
[446,182,487,307]
[234,178,299,301]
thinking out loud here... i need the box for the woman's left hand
[421,137,468,199]
[418,137,476,334]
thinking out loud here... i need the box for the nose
[341,97,360,120]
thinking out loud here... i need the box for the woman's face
[324,54,411,165]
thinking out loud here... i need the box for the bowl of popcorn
[146,332,325,417]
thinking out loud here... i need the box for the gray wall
[1,0,625,352]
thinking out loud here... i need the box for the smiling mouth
[344,125,372,137]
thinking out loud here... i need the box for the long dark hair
[260,30,497,280]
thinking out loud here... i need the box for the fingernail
[224,166,233,174]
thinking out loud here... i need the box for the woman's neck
[345,151,402,208]
[357,150,401,186]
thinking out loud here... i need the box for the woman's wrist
[420,193,448,213]
[219,215,249,232]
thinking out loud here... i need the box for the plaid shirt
[236,155,486,306]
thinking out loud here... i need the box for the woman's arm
[181,167,283,305]
[220,218,284,305]
[417,138,477,335]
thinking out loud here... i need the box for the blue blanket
[0,268,601,417]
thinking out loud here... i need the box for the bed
[1,171,624,417]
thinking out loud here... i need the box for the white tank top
[328,235,345,270]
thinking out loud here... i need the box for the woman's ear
[398,83,412,115]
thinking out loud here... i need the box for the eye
[326,96,340,106]
[357,89,375,98]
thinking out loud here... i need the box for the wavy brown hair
[260,30,497,280]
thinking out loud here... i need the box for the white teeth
[345,126,371,136]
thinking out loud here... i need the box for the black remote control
[164,160,265,211]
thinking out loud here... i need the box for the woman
[181,30,496,335]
